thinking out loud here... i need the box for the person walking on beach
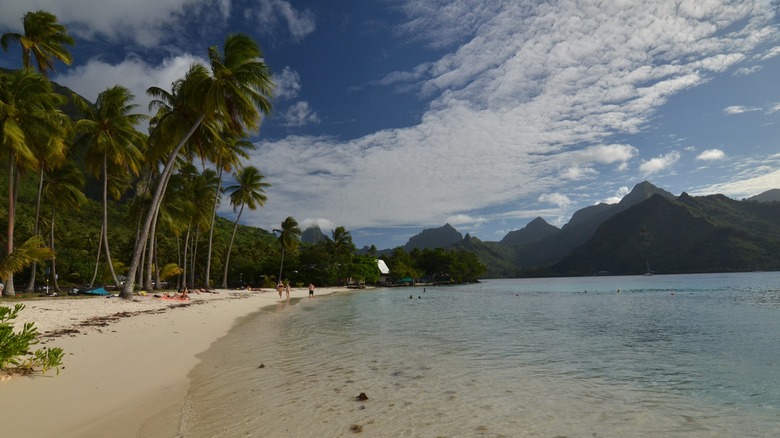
[277,281,283,299]
[285,281,291,299]
[308,282,315,298]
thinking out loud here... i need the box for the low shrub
[0,304,64,375]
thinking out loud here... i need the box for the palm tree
[190,168,219,288]
[328,226,356,264]
[42,161,87,292]
[0,236,54,283]
[1,11,73,293]
[155,168,193,289]
[122,33,273,298]
[25,129,70,292]
[222,166,269,288]
[276,216,301,284]
[204,134,252,289]
[73,86,146,288]
[1,10,74,77]
[0,69,68,296]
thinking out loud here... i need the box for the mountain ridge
[394,184,780,277]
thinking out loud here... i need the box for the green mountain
[405,182,780,278]
[748,189,780,203]
[500,217,559,246]
[449,234,517,278]
[301,226,327,244]
[549,192,780,275]
[404,223,463,251]
[507,181,676,268]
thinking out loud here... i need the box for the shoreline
[0,287,347,437]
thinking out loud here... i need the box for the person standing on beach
[285,282,291,299]
[308,282,315,298]
[277,281,283,299]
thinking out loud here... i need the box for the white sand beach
[0,287,344,438]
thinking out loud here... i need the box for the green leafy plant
[0,304,64,375]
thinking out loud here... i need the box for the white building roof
[377,259,390,274]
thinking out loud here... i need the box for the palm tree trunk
[89,226,103,287]
[154,233,161,289]
[278,248,285,284]
[4,153,16,296]
[50,207,60,292]
[102,154,120,288]
[26,167,45,292]
[145,203,161,290]
[222,203,244,288]
[138,229,145,286]
[190,226,199,288]
[183,223,191,289]
[205,166,223,289]
[121,113,205,299]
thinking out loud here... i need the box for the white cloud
[734,65,763,76]
[244,0,316,41]
[639,151,682,175]
[560,166,597,180]
[0,0,227,48]
[445,214,487,226]
[693,167,780,199]
[300,218,335,232]
[280,101,320,127]
[766,103,780,114]
[601,186,631,204]
[538,193,572,209]
[54,54,201,116]
[15,1,780,242]
[723,105,761,115]
[242,1,780,233]
[696,149,726,161]
[757,46,780,60]
[273,66,301,100]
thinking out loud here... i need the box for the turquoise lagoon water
[177,273,780,437]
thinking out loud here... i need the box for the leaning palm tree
[73,86,146,288]
[42,161,87,292]
[276,216,301,283]
[1,9,74,77]
[222,166,269,288]
[0,69,68,296]
[121,33,273,299]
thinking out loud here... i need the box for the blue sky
[2,1,780,249]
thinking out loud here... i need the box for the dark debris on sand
[40,301,203,338]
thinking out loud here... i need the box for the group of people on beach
[277,281,290,299]
[275,281,316,299]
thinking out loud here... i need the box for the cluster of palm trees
[0,10,279,298]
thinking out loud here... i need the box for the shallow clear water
[179,273,780,437]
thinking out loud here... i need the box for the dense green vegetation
[382,247,486,284]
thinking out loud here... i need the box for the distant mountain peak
[301,225,327,244]
[500,216,559,246]
[619,181,675,206]
[748,189,780,203]
[404,224,463,251]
